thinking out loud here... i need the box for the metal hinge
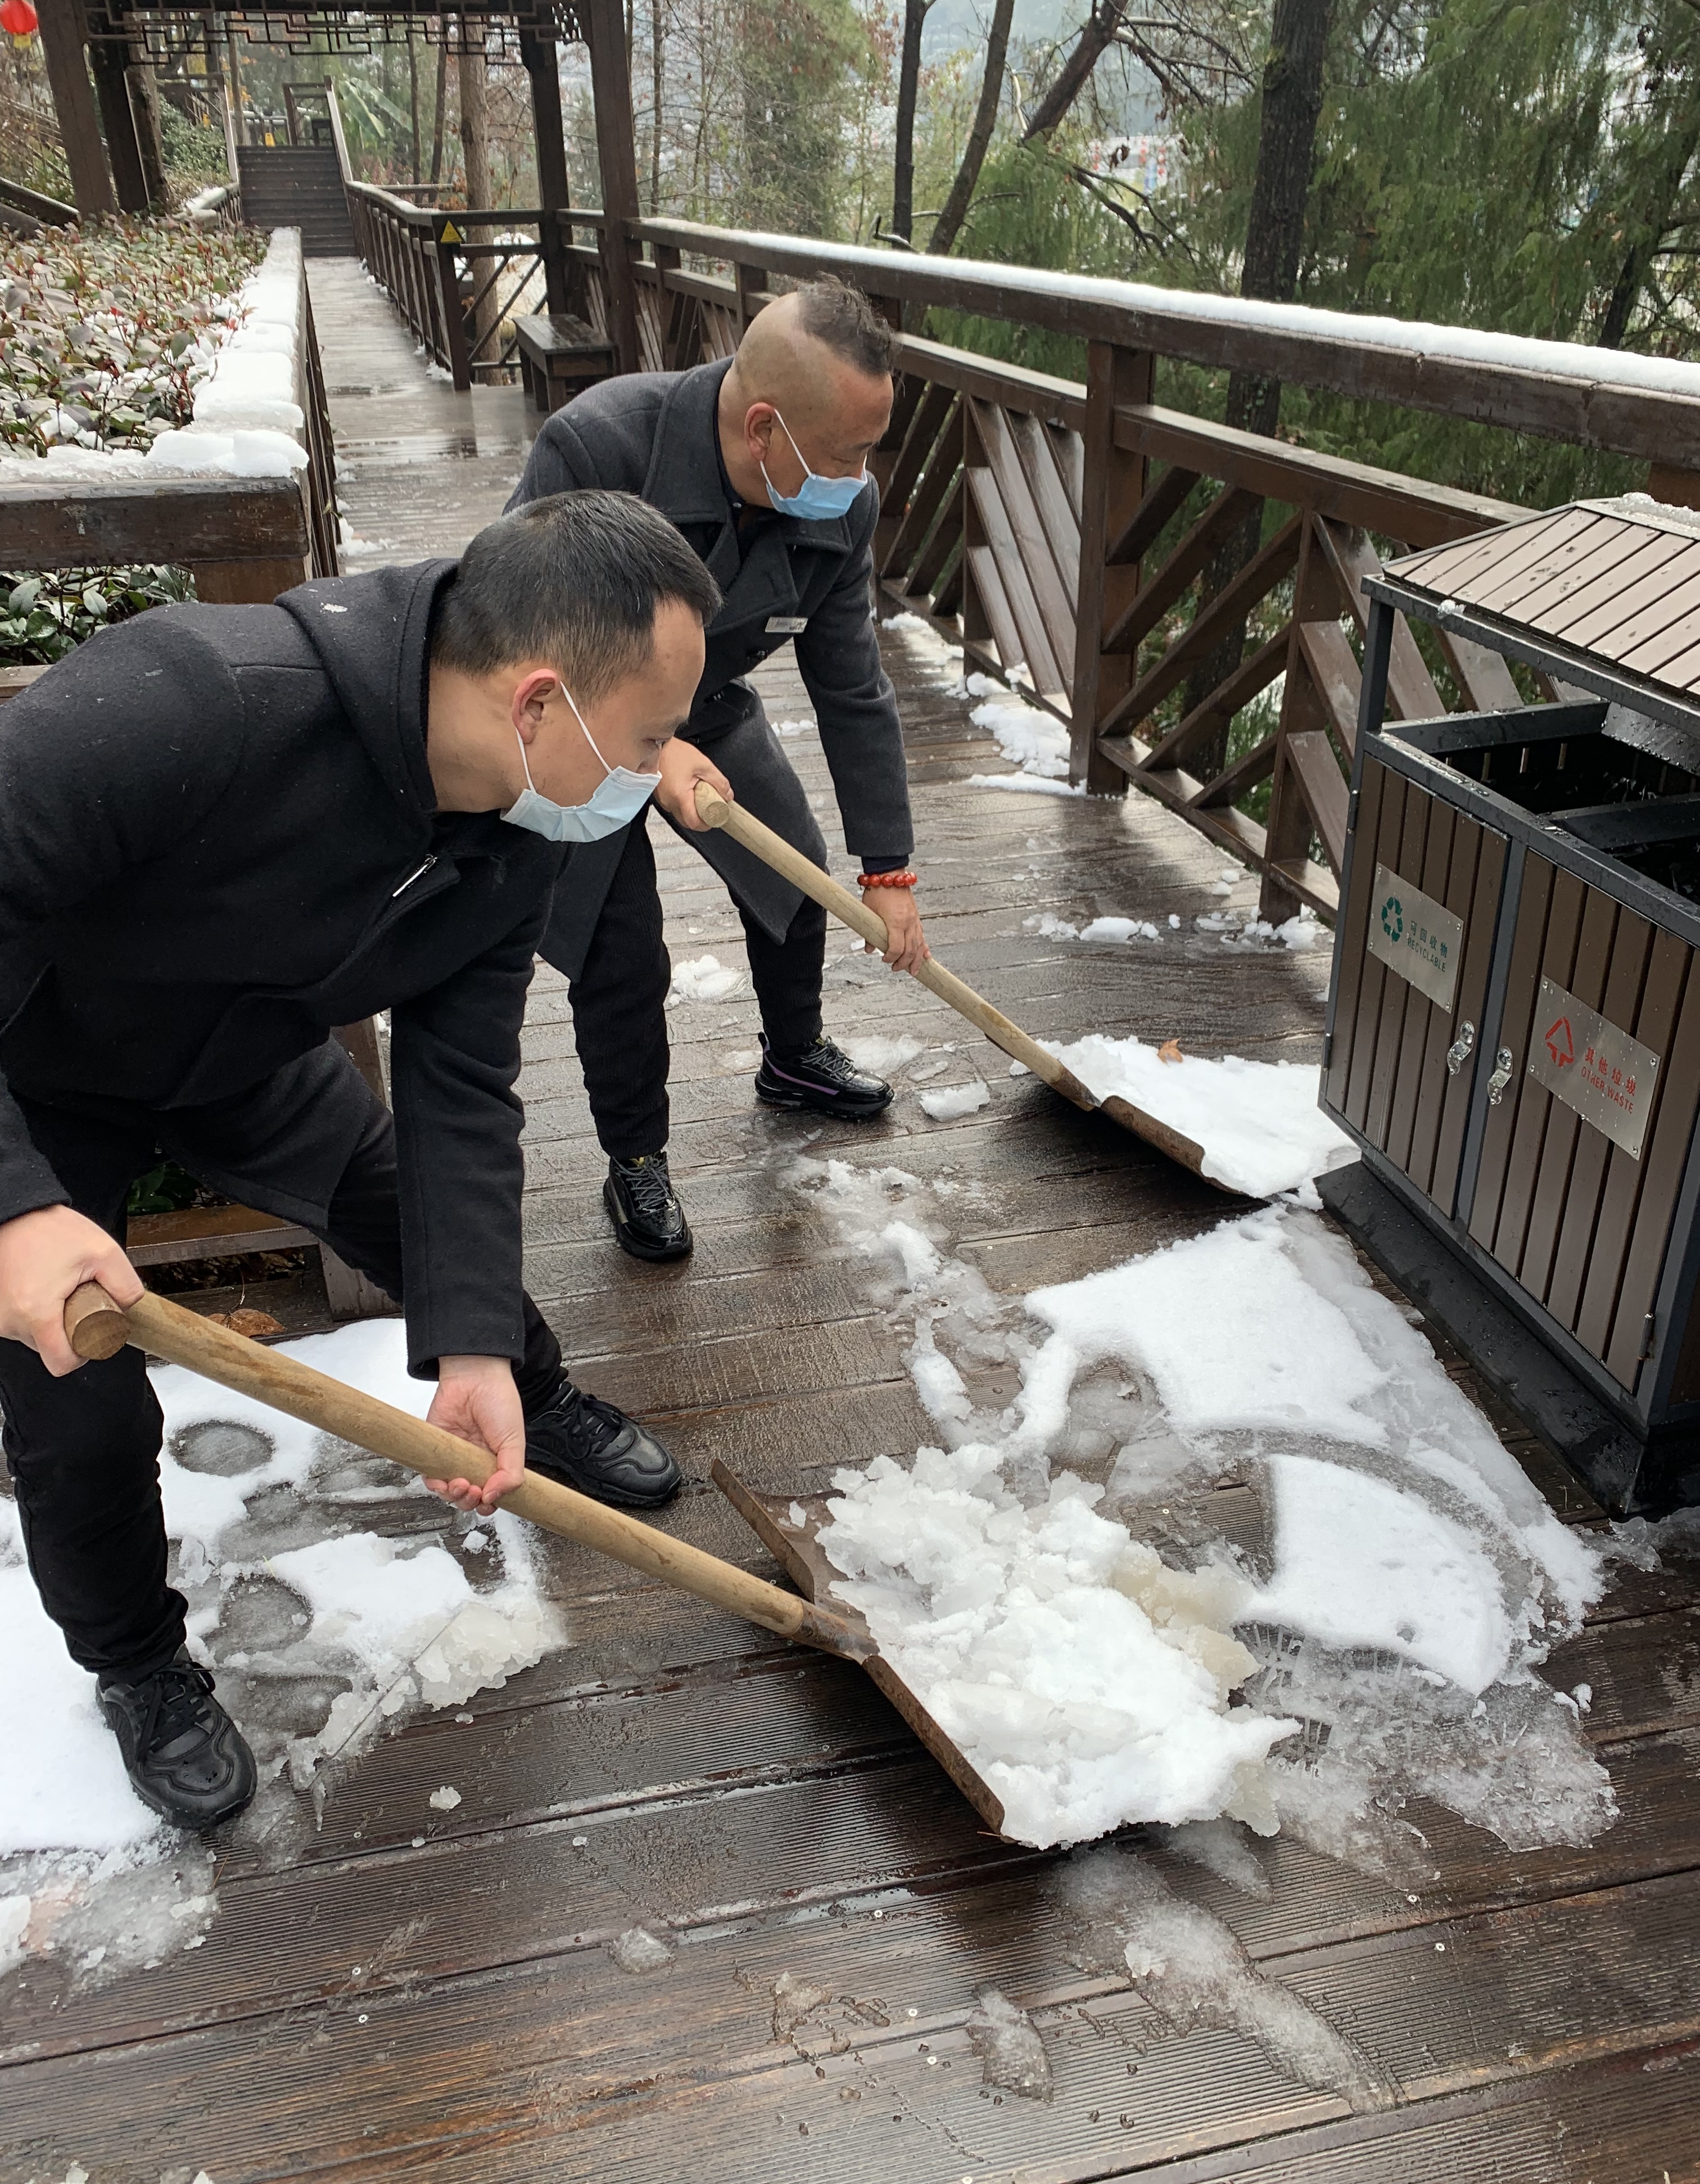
[1348,789,1360,833]
[1639,1312,1658,1362]
[1322,1030,1332,1069]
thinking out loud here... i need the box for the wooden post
[521,31,572,317]
[583,0,641,373]
[129,62,169,206]
[735,257,767,334]
[88,33,149,212]
[1069,340,1151,792]
[435,223,475,391]
[37,0,115,216]
[653,239,683,365]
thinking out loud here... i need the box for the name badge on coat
[766,616,808,635]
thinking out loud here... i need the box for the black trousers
[0,1065,563,1679]
[567,819,828,1160]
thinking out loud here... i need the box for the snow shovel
[691,780,1228,1190]
[61,1281,1010,1833]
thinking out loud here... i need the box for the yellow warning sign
[437,219,463,244]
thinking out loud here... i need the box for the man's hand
[0,1204,143,1377]
[654,739,734,833]
[863,887,930,975]
[424,1354,527,1515]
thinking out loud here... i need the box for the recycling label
[1364,862,1463,1011]
[1526,974,1661,1160]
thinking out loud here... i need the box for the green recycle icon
[1380,893,1403,943]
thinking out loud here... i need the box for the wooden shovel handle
[63,1282,872,1663]
[693,779,1098,1109]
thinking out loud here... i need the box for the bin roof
[1380,496,1700,738]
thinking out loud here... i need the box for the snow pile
[795,1156,1615,1860]
[968,772,1086,798]
[967,1987,1053,2099]
[967,673,1071,779]
[1198,908,1324,952]
[1046,1032,1354,1199]
[0,229,309,487]
[820,1444,1296,1846]
[667,953,745,1004]
[1027,912,1163,944]
[0,1318,564,1980]
[919,1080,991,1120]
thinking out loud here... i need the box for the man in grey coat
[507,279,929,1261]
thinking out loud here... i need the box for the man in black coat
[508,279,930,1262]
[0,490,718,1829]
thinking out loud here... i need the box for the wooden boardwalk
[2,274,1697,2184]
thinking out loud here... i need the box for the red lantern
[0,0,39,37]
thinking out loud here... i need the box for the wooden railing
[345,193,1700,919]
[344,184,612,388]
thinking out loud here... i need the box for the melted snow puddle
[0,1319,564,1984]
[794,1157,1620,1866]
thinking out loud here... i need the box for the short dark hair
[792,277,902,380]
[432,489,721,699]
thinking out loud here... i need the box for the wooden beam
[1107,462,1198,568]
[88,34,148,214]
[1283,727,1350,874]
[1114,403,1524,546]
[35,0,114,216]
[582,0,641,373]
[0,477,309,569]
[522,34,573,316]
[1069,340,1149,790]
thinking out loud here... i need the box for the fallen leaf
[1158,1038,1184,1064]
[207,1308,286,1339]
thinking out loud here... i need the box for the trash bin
[1321,496,1700,1509]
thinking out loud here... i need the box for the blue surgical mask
[760,409,869,521]
[501,681,661,844]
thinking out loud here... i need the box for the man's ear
[743,403,778,462]
[510,668,559,742]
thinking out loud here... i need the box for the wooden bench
[514,312,618,415]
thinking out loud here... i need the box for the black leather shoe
[754,1034,893,1119]
[525,1377,682,1508]
[96,1648,256,1830]
[604,1152,693,1261]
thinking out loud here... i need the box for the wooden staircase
[236,145,355,255]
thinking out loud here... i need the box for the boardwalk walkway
[2,272,1696,2184]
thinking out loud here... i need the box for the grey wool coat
[504,355,914,964]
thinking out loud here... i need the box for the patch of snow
[1046,1032,1353,1199]
[609,1925,675,1973]
[667,953,745,1005]
[773,717,813,736]
[840,1033,925,1077]
[428,1784,463,1811]
[919,1080,991,1120]
[968,772,1086,797]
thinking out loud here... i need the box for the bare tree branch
[926,0,1016,255]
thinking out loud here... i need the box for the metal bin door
[1466,851,1700,1394]
[1326,754,1507,1219]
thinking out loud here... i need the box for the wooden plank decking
[2,271,1696,2184]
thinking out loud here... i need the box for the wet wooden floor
[3,272,1696,2184]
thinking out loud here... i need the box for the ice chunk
[608,1925,675,1973]
[667,953,745,1003]
[919,1081,991,1120]
[1045,1032,1354,1199]
[841,1033,925,1076]
[966,1987,1052,2099]
[428,1785,462,1811]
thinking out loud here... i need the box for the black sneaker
[525,1376,682,1508]
[96,1648,256,1830]
[754,1033,893,1119]
[604,1152,693,1261]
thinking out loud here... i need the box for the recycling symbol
[1380,893,1403,943]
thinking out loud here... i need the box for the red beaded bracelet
[858,870,919,889]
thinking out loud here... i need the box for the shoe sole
[754,1080,893,1118]
[603,1177,694,1261]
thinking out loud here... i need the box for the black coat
[0,560,562,1371]
[508,356,914,939]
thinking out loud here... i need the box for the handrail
[0,175,78,227]
[632,217,1700,468]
